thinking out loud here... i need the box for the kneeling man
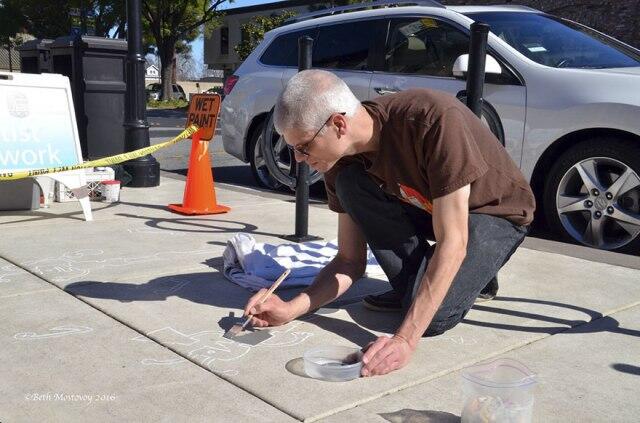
[243,70,536,377]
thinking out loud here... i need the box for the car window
[313,20,376,70]
[147,83,161,90]
[172,85,179,92]
[465,12,640,69]
[260,28,318,67]
[385,17,469,77]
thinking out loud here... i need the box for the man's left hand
[361,335,415,377]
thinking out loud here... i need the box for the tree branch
[176,0,227,38]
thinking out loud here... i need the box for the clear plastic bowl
[303,345,363,381]
[461,358,536,423]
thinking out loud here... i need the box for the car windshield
[464,11,640,69]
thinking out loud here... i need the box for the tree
[176,52,205,80]
[142,0,228,101]
[0,0,125,39]
[234,11,296,62]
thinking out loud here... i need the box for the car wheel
[543,137,640,253]
[456,95,505,145]
[249,120,285,190]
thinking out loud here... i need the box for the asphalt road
[147,108,640,267]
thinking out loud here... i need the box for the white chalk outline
[14,325,93,340]
[134,322,313,372]
[0,249,211,283]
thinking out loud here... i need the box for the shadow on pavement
[610,363,640,376]
[114,208,284,239]
[379,409,461,423]
[463,296,640,338]
[163,166,328,200]
[64,269,387,348]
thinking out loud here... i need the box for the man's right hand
[243,290,293,327]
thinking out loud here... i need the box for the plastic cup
[303,345,363,381]
[101,180,121,203]
[461,358,536,423]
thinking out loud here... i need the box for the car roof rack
[283,0,444,25]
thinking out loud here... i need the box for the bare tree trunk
[172,54,177,84]
[159,41,175,101]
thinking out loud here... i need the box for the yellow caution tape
[0,125,200,181]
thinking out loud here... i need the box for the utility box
[17,39,54,74]
[50,35,128,160]
[0,180,40,211]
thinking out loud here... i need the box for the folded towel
[222,233,382,291]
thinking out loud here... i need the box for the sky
[190,0,280,62]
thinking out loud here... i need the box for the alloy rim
[556,157,640,250]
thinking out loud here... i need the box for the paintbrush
[225,268,291,338]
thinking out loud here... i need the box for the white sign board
[0,72,92,221]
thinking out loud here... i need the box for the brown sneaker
[363,290,403,312]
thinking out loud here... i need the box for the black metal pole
[7,46,12,72]
[466,22,490,118]
[123,0,160,187]
[282,36,321,243]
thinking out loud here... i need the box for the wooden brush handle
[258,268,291,305]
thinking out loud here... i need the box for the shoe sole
[474,295,495,303]
[362,300,402,312]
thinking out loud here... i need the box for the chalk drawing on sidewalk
[127,227,186,237]
[131,327,200,347]
[0,249,211,283]
[14,325,93,340]
[151,278,191,296]
[0,262,22,284]
[141,358,186,366]
[428,335,477,345]
[133,322,313,373]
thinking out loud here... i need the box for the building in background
[204,0,326,77]
[204,0,640,78]
[144,63,160,86]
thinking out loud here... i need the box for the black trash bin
[50,35,128,159]
[17,39,54,74]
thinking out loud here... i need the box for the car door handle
[374,87,399,95]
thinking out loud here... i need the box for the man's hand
[361,335,415,377]
[243,290,293,327]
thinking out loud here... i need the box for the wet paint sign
[186,94,221,141]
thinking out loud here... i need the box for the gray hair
[273,69,360,134]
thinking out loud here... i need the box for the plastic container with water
[304,345,363,381]
[461,358,536,423]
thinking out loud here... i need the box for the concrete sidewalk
[1,173,638,422]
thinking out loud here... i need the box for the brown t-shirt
[324,89,536,226]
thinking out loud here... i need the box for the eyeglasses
[287,112,346,157]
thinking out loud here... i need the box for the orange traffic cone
[168,129,230,215]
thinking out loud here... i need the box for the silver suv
[220,1,640,253]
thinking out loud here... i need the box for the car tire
[543,137,640,253]
[249,120,284,190]
[456,95,505,145]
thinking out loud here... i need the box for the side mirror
[452,54,502,78]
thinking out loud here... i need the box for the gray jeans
[335,163,528,336]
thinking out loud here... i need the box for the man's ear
[334,113,347,136]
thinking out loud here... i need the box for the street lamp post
[123,0,160,187]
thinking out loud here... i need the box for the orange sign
[186,94,221,141]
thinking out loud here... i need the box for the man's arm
[288,212,368,319]
[395,184,469,345]
[246,213,368,326]
[362,184,470,376]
